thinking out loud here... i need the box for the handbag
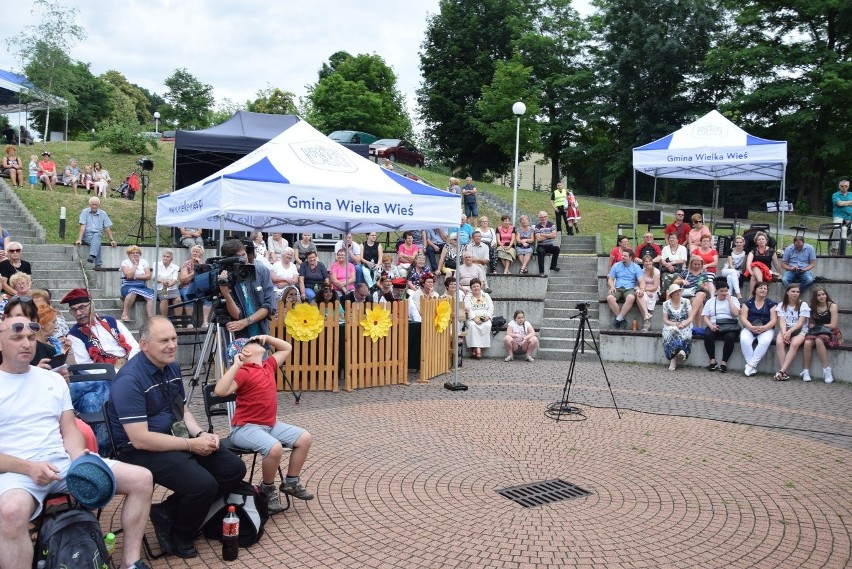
[714,300,741,333]
[716,318,741,334]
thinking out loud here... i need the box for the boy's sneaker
[280,479,314,501]
[262,482,285,514]
[800,369,811,382]
[824,367,834,384]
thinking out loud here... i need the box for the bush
[90,123,158,154]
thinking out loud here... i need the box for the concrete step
[541,323,600,338]
[546,291,599,301]
[546,298,601,310]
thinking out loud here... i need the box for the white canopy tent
[632,110,788,240]
[157,118,459,234]
[156,117,465,386]
[0,69,69,144]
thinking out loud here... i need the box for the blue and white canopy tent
[157,118,460,235]
[632,110,788,239]
[0,69,69,144]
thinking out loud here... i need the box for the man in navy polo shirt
[107,316,245,559]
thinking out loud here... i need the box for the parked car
[368,139,424,167]
[328,130,377,145]
[160,130,176,142]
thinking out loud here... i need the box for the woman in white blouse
[156,248,181,316]
[773,283,810,381]
[502,310,539,362]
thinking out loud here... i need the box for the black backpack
[201,482,269,547]
[35,508,110,569]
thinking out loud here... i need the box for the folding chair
[68,364,116,457]
[167,314,206,373]
[201,384,291,511]
[647,224,668,244]
[817,222,842,255]
[100,402,167,561]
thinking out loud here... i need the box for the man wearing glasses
[61,288,139,367]
[664,210,690,246]
[0,242,32,295]
[0,316,155,569]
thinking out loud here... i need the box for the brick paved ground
[101,357,852,568]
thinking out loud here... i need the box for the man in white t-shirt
[0,316,154,569]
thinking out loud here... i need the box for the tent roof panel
[174,111,301,154]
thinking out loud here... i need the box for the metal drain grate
[496,479,592,508]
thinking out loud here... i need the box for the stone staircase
[0,184,46,244]
[1,181,125,324]
[537,235,600,360]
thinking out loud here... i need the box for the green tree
[589,0,720,198]
[247,86,298,115]
[101,70,152,126]
[318,51,353,81]
[472,57,541,172]
[161,68,214,130]
[709,1,852,214]
[515,0,592,189]
[306,53,411,138]
[6,0,89,139]
[24,41,113,137]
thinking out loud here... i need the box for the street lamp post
[511,101,526,225]
[154,111,160,134]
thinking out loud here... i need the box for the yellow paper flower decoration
[285,303,325,342]
[434,299,452,333]
[360,305,393,342]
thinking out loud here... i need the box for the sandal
[773,371,789,381]
[520,268,528,274]
[121,313,131,322]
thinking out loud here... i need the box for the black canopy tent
[173,111,301,190]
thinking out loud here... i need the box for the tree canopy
[306,53,411,139]
[161,68,215,130]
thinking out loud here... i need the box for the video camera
[187,256,256,301]
[136,157,154,171]
[576,302,589,313]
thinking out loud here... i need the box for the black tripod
[546,303,621,422]
[125,167,156,243]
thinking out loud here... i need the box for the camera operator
[217,239,276,339]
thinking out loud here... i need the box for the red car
[368,139,424,167]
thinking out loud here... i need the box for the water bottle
[104,532,116,557]
[222,505,239,561]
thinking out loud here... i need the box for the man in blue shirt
[74,197,116,267]
[457,214,474,247]
[781,236,817,296]
[606,249,649,330]
[107,316,245,559]
[831,179,851,255]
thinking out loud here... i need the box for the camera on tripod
[136,157,153,171]
[187,256,257,301]
[575,302,589,313]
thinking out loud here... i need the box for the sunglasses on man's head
[9,295,32,303]
[1,322,41,334]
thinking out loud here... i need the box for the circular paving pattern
[128,360,852,568]
[261,395,851,568]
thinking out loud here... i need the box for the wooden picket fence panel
[418,297,454,382]
[270,299,340,392]
[343,300,408,391]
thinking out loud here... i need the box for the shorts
[29,174,37,184]
[0,454,116,519]
[464,202,478,218]
[230,422,306,457]
[610,287,636,302]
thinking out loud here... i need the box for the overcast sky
[1,0,593,123]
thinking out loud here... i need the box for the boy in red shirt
[215,335,313,513]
